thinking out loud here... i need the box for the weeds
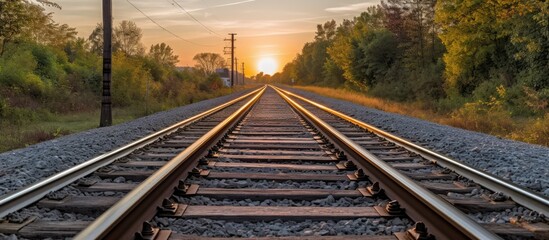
[296,85,549,147]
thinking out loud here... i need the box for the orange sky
[50,0,379,76]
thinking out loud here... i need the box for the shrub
[511,114,549,146]
[447,86,515,134]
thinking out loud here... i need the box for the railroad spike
[324,143,335,150]
[162,198,177,211]
[336,151,348,161]
[406,222,435,240]
[343,160,357,170]
[354,169,367,180]
[385,200,404,215]
[198,157,209,165]
[190,167,202,176]
[174,180,189,195]
[135,221,157,240]
[367,182,384,196]
[157,198,178,215]
[206,149,218,158]
[141,221,155,235]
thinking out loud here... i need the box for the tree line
[0,0,229,127]
[270,0,547,120]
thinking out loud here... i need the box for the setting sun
[257,57,278,75]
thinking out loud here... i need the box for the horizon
[48,0,380,76]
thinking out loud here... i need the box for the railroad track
[0,85,547,239]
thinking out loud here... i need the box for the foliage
[149,43,178,67]
[0,3,233,152]
[298,86,548,146]
[270,0,547,145]
[88,20,145,56]
[114,20,144,56]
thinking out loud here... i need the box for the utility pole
[224,33,236,87]
[99,0,112,127]
[242,62,245,85]
[235,57,238,86]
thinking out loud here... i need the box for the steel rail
[273,85,501,240]
[276,86,549,217]
[75,86,266,239]
[0,87,264,219]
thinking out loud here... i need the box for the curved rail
[0,87,264,219]
[273,85,501,240]
[276,86,549,217]
[75,86,267,239]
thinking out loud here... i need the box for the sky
[49,0,380,75]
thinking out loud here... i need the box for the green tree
[88,23,103,55]
[114,20,144,56]
[149,43,178,67]
[0,0,29,55]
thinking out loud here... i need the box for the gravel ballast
[283,87,549,196]
[0,89,254,196]
[154,217,412,237]
[1,86,547,198]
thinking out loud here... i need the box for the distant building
[216,68,231,87]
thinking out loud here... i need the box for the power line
[170,0,223,38]
[126,0,218,47]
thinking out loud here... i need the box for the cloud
[325,2,377,13]
[184,0,256,12]
[213,0,256,8]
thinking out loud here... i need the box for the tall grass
[0,85,255,153]
[295,86,549,147]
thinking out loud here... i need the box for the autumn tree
[24,7,76,47]
[326,7,386,88]
[149,43,178,67]
[0,0,26,55]
[193,53,225,76]
[114,20,144,56]
[88,21,144,56]
[0,0,64,55]
[88,23,103,55]
[144,43,179,82]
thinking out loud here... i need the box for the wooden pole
[99,0,113,127]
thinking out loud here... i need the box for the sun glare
[257,57,278,75]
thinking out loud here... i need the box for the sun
[257,57,278,75]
